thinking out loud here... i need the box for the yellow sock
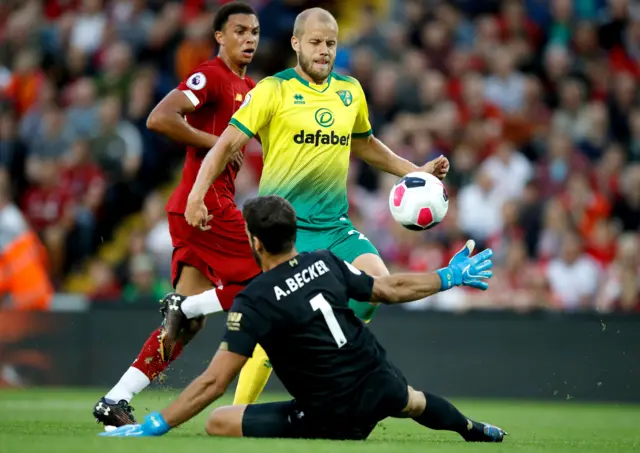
[233,343,273,405]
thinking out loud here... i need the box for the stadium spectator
[536,132,588,198]
[18,79,55,145]
[95,41,135,101]
[175,15,214,82]
[577,101,611,161]
[26,105,73,160]
[457,168,503,243]
[0,109,27,195]
[484,47,526,114]
[3,49,44,118]
[595,233,640,313]
[612,163,640,232]
[20,157,75,281]
[109,0,155,54]
[551,78,590,142]
[122,253,171,305]
[70,0,107,55]
[0,168,53,310]
[546,232,602,311]
[60,138,106,232]
[141,191,172,280]
[481,140,533,199]
[65,78,100,140]
[88,258,121,302]
[92,95,144,232]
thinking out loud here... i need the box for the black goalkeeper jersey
[221,250,395,417]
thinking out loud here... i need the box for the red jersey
[166,57,256,215]
[61,163,105,200]
[21,185,74,232]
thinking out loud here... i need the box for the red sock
[131,327,185,381]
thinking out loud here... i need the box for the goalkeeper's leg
[233,344,272,405]
[400,386,506,442]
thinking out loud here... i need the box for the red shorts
[168,209,261,292]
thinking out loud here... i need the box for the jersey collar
[287,68,333,93]
[215,56,246,80]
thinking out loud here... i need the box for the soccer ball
[388,172,449,230]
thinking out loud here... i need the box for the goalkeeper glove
[435,240,493,291]
[99,412,170,437]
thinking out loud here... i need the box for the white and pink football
[388,172,449,231]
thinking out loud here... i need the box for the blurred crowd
[343,0,640,313]
[0,0,330,306]
[0,0,639,313]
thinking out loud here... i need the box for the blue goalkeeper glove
[98,412,170,437]
[435,240,493,291]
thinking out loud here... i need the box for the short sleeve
[324,251,374,302]
[177,66,219,109]
[221,293,271,358]
[352,80,373,139]
[229,77,280,139]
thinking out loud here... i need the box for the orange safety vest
[0,212,53,310]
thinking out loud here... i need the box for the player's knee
[351,253,389,278]
[205,409,226,436]
[205,406,241,437]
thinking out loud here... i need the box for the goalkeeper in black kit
[101,195,506,442]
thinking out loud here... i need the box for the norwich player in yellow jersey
[185,7,449,405]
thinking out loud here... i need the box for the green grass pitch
[1,388,639,453]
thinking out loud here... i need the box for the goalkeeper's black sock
[413,392,486,441]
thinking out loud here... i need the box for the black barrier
[0,308,638,402]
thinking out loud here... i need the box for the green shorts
[295,219,381,322]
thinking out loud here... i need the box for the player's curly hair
[243,196,297,255]
[213,1,258,32]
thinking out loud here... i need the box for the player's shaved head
[293,7,337,38]
[291,8,338,84]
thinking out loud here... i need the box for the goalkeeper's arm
[372,241,493,304]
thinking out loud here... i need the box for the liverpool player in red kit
[93,2,262,428]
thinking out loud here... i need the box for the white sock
[105,367,151,403]
[181,287,223,319]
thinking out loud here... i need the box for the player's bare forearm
[372,273,443,304]
[146,89,218,150]
[161,349,247,428]
[189,126,251,201]
[161,373,225,428]
[351,136,418,177]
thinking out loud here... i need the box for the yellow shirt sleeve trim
[229,118,255,139]
[352,129,373,139]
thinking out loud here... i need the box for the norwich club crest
[336,90,352,106]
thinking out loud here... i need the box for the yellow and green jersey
[230,68,372,229]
